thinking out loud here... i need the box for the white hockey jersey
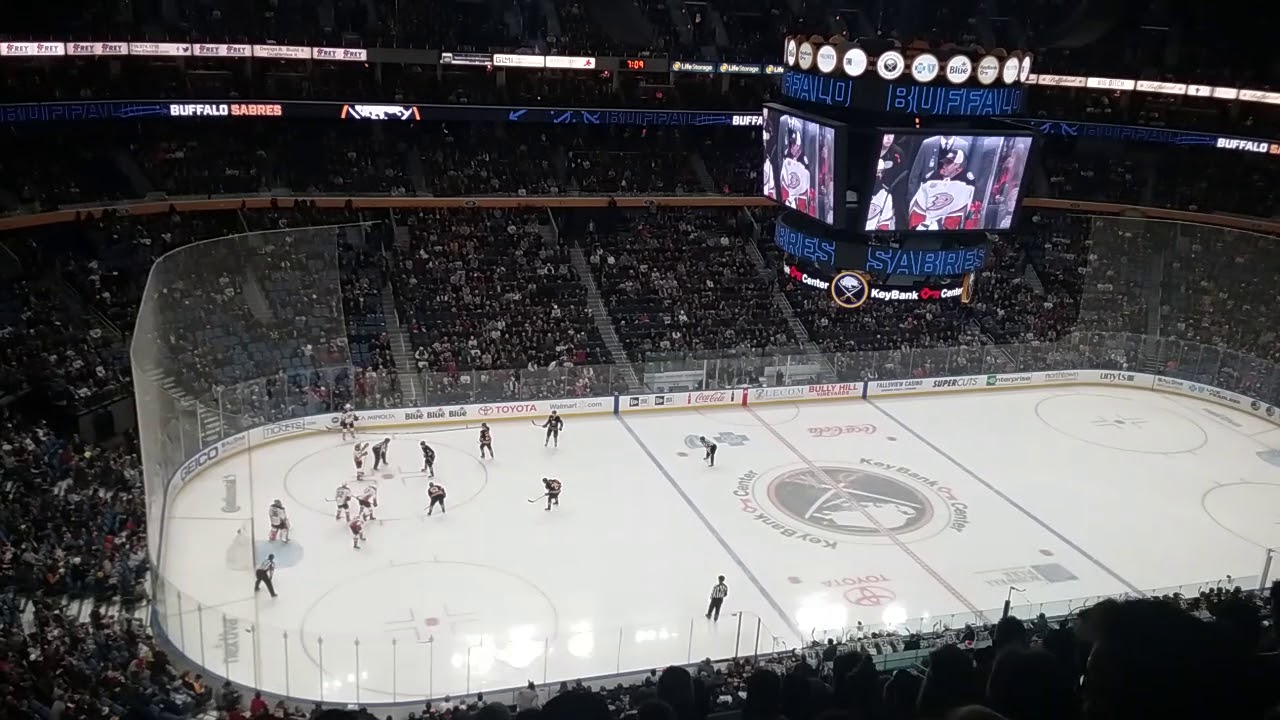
[335,486,353,503]
[865,187,896,231]
[269,505,288,526]
[908,178,977,230]
[780,157,812,213]
[762,158,776,199]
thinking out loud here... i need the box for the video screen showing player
[866,133,1033,232]
[865,133,905,232]
[762,106,843,226]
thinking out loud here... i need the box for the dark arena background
[2,3,1280,720]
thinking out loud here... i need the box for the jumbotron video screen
[762,104,847,227]
[866,132,1033,232]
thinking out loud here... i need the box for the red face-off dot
[424,617,440,627]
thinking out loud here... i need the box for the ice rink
[156,385,1280,703]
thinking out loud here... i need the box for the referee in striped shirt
[706,575,728,620]
[254,554,278,598]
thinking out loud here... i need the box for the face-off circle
[1034,394,1208,454]
[298,560,559,699]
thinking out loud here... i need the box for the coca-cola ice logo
[691,391,729,405]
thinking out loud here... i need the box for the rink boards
[168,369,1280,501]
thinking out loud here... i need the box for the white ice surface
[157,388,1280,703]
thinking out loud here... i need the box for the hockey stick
[531,420,542,428]
[527,494,548,503]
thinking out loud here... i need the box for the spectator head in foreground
[1080,598,1246,720]
[985,646,1075,720]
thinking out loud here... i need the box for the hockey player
[865,159,897,231]
[420,441,436,477]
[541,477,562,512]
[357,485,379,521]
[479,423,493,459]
[353,442,369,481]
[349,515,366,549]
[372,437,391,471]
[334,483,354,521]
[699,436,718,467]
[907,148,982,231]
[542,411,564,448]
[426,482,446,515]
[779,118,814,214]
[340,404,357,442]
[268,499,290,543]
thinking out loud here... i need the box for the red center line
[745,406,988,623]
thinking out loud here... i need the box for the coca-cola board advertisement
[686,390,740,407]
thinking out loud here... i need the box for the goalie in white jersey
[907,148,982,231]
[268,500,290,542]
[779,121,814,214]
[333,483,354,521]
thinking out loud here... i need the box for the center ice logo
[767,466,935,537]
[737,460,970,547]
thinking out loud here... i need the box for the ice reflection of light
[633,627,678,644]
[881,605,908,628]
[567,621,594,658]
[795,596,847,634]
[501,625,542,669]
[450,635,497,674]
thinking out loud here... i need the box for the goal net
[225,519,257,572]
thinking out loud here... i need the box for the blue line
[866,398,1145,596]
[615,415,802,642]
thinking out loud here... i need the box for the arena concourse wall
[168,369,1280,500]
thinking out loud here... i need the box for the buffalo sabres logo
[925,192,956,211]
[831,271,871,309]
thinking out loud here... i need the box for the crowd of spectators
[390,208,615,403]
[584,209,800,362]
[2,8,1280,714]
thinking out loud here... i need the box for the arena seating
[388,208,612,404]
[583,209,801,362]
[4,5,1280,715]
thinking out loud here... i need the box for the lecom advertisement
[762,104,846,227]
[865,132,1033,232]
